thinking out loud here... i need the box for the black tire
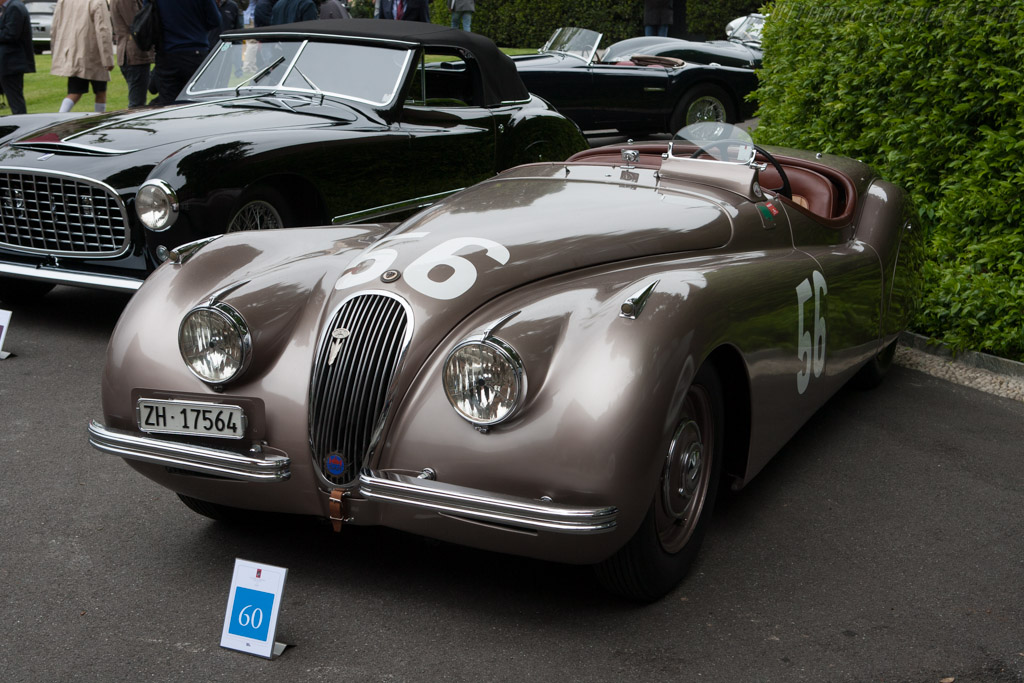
[669,84,735,133]
[851,339,898,389]
[177,493,249,523]
[595,363,725,601]
[0,277,55,305]
[226,186,293,232]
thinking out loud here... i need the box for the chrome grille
[0,169,129,256]
[309,293,411,487]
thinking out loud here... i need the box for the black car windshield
[540,27,601,63]
[188,39,413,107]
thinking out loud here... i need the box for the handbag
[130,0,162,52]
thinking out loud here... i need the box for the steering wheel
[688,141,792,199]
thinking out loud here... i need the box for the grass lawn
[9,47,539,117]
[18,54,132,115]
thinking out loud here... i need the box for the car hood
[8,97,361,157]
[188,162,734,349]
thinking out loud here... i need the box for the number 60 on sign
[220,559,288,659]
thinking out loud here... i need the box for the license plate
[137,399,246,439]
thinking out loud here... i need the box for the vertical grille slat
[0,169,129,256]
[309,293,411,487]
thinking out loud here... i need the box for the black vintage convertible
[512,25,758,137]
[0,19,585,301]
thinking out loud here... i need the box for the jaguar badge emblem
[327,327,351,366]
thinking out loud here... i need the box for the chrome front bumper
[87,421,618,535]
[87,420,290,482]
[359,469,618,535]
[0,262,143,292]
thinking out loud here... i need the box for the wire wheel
[227,197,285,232]
[670,85,734,132]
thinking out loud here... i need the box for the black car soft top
[223,18,530,106]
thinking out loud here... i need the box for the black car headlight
[179,303,251,384]
[136,179,179,231]
[443,338,525,426]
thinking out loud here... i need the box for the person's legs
[461,10,472,31]
[92,80,108,112]
[60,77,88,112]
[121,64,151,108]
[0,73,26,114]
[657,25,669,37]
[154,50,206,105]
[450,10,460,29]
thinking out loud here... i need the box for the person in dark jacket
[394,0,428,22]
[643,0,673,37]
[318,0,349,20]
[374,0,393,19]
[152,0,220,105]
[0,0,36,114]
[253,0,279,26]
[208,0,242,48]
[270,0,317,24]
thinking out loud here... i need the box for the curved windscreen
[674,122,755,164]
[540,27,601,63]
[188,38,413,107]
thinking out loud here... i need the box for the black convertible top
[223,18,529,105]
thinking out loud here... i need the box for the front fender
[375,259,733,561]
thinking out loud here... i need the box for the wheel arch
[701,343,752,490]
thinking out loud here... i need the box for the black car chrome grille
[0,170,129,256]
[309,293,411,487]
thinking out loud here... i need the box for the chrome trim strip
[0,262,142,291]
[87,420,290,482]
[11,141,140,155]
[331,189,460,224]
[359,469,618,534]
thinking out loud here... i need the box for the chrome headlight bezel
[443,337,527,427]
[178,302,252,385]
[136,179,179,232]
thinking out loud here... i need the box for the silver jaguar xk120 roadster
[89,124,921,600]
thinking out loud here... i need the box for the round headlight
[443,339,525,426]
[179,304,251,384]
[136,180,179,231]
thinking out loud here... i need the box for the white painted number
[238,605,264,630]
[336,233,510,300]
[796,270,828,394]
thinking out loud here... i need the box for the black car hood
[9,96,362,157]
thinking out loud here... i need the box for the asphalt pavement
[1,287,1022,683]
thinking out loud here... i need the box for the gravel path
[895,343,1024,402]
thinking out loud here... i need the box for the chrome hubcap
[686,96,726,124]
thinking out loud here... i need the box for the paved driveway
[1,287,1021,683]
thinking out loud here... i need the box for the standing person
[449,0,473,31]
[643,0,673,37]
[208,0,242,49]
[397,0,428,22]
[270,0,318,24]
[151,0,220,106]
[111,0,154,109]
[50,0,115,113]
[374,0,393,19]
[0,0,35,115]
[253,0,279,26]
[318,0,349,20]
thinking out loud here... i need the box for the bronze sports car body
[89,124,922,600]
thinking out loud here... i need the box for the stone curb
[899,331,1024,379]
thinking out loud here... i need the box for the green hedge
[685,0,762,37]
[349,1,759,47]
[754,0,1024,361]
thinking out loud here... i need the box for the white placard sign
[220,558,289,659]
[0,309,11,360]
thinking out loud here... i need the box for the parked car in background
[604,13,765,71]
[512,26,757,137]
[0,19,585,303]
[26,1,56,53]
[89,123,922,601]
